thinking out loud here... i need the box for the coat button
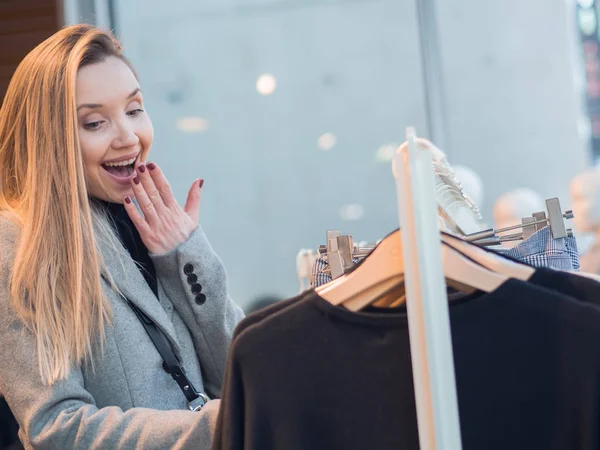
[187,274,198,284]
[195,293,207,305]
[191,283,203,294]
[183,263,194,275]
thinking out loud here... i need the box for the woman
[0,24,244,449]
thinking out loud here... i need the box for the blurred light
[375,142,399,162]
[579,0,595,8]
[256,74,277,95]
[176,117,209,132]
[339,203,365,221]
[578,8,597,36]
[317,133,336,151]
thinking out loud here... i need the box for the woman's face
[76,56,153,203]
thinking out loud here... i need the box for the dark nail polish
[138,164,146,173]
[133,176,140,185]
[147,162,156,171]
[124,196,132,204]
[199,179,204,189]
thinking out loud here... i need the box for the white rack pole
[415,0,450,152]
[392,128,462,450]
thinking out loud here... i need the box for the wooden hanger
[317,229,509,312]
[441,232,534,281]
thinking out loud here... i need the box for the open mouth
[101,155,138,179]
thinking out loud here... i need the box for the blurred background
[1,0,598,311]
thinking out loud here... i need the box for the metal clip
[546,198,567,239]
[188,393,209,411]
[336,235,354,271]
[326,230,345,279]
[532,211,547,233]
[326,230,341,252]
[328,250,345,279]
[521,216,537,240]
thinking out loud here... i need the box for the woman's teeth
[104,156,137,167]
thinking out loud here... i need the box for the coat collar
[98,236,182,356]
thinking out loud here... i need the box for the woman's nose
[111,125,140,149]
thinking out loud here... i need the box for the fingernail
[147,162,156,171]
[199,179,204,189]
[124,196,132,204]
[138,164,146,173]
[133,176,140,185]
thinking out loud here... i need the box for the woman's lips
[100,153,140,186]
[101,165,136,185]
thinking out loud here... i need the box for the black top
[91,198,158,297]
[214,278,600,450]
[530,267,600,306]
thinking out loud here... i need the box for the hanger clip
[546,198,567,239]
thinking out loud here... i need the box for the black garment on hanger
[528,268,600,307]
[91,198,158,298]
[214,279,600,450]
[228,268,600,349]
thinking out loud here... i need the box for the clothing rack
[295,129,577,446]
[293,124,579,445]
[310,198,574,281]
[393,127,462,449]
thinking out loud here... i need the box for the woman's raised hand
[124,162,203,254]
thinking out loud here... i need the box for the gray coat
[0,215,245,449]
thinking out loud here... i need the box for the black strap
[125,298,207,410]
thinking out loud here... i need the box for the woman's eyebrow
[77,87,142,111]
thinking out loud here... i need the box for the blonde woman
[0,25,244,449]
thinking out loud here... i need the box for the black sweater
[91,198,158,297]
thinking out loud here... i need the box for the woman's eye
[127,109,144,117]
[83,121,103,131]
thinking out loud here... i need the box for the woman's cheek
[79,134,108,181]
[140,123,154,160]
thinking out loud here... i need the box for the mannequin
[493,188,545,248]
[570,168,600,274]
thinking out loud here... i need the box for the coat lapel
[98,237,182,355]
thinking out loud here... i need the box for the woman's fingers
[123,195,152,235]
[122,162,199,254]
[130,171,160,226]
[183,178,203,223]
[137,163,168,214]
[146,162,177,208]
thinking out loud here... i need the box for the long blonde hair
[0,25,133,384]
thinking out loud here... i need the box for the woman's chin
[89,187,134,204]
[112,188,134,203]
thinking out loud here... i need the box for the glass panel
[117,0,427,307]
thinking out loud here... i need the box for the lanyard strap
[126,298,208,411]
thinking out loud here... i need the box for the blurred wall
[436,0,588,220]
[101,0,588,306]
